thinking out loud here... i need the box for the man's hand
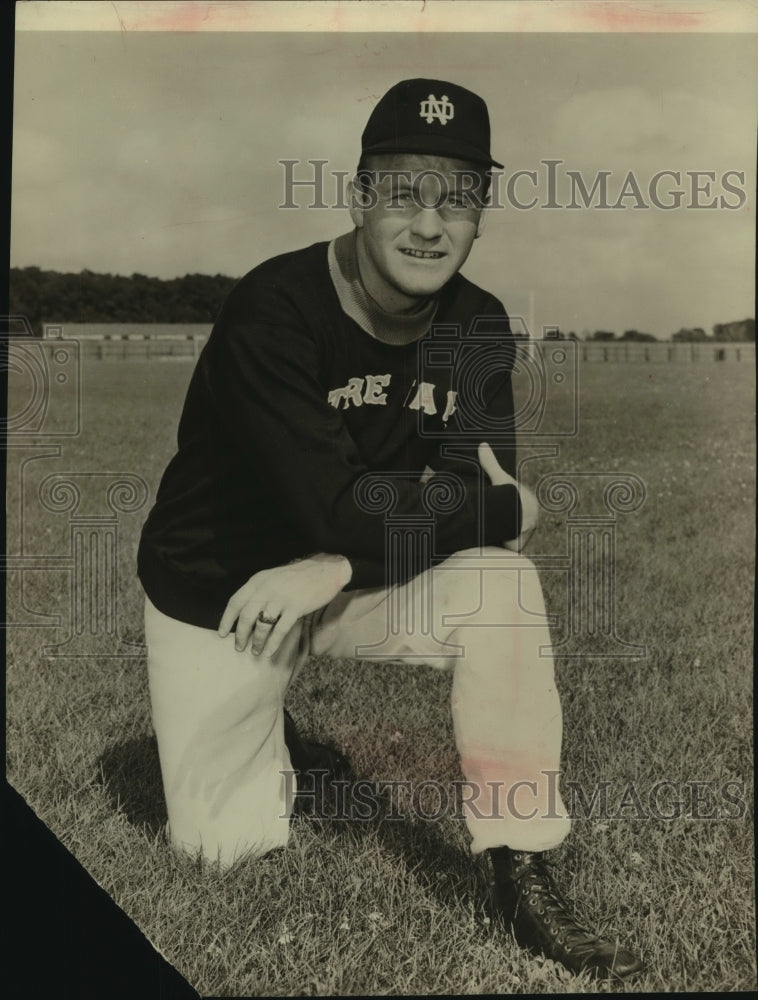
[478,442,538,551]
[218,553,352,658]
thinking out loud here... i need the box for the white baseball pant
[145,546,571,868]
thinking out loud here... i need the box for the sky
[11,12,757,340]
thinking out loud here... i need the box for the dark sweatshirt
[138,231,522,629]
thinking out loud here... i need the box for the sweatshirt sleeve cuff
[344,557,383,592]
[482,483,522,545]
[346,484,521,589]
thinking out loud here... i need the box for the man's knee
[436,546,540,588]
[433,546,545,620]
[451,544,537,567]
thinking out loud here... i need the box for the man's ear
[475,207,488,239]
[348,178,366,229]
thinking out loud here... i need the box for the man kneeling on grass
[138,78,643,981]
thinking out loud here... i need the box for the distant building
[48,323,212,341]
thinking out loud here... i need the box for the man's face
[350,153,487,313]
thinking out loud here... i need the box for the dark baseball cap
[361,78,503,169]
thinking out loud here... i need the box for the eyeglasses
[355,185,486,219]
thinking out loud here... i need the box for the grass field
[6,354,756,995]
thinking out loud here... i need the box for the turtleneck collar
[328,230,439,347]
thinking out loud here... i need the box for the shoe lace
[517,856,599,952]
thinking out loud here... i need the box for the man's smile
[399,248,446,259]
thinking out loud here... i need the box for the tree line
[557,321,754,343]
[7,267,755,342]
[8,267,239,336]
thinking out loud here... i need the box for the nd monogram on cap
[420,93,455,125]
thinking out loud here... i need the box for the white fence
[45,323,211,360]
[578,341,753,363]
[40,324,755,363]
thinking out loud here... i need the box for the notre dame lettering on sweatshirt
[138,234,522,630]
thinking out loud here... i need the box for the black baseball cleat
[283,709,354,816]
[489,847,644,981]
